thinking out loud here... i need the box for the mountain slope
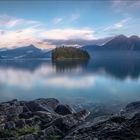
[102,35,131,50]
[1,35,140,59]
[101,35,140,51]
[102,35,140,51]
[82,35,140,52]
[81,45,100,55]
[129,35,140,50]
[0,45,51,59]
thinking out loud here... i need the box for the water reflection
[52,59,89,73]
[0,59,50,71]
[0,53,140,79]
[87,57,140,79]
[0,52,140,107]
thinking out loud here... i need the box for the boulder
[53,110,90,133]
[121,101,140,119]
[4,121,16,130]
[44,125,63,138]
[1,98,139,140]
[110,116,127,123]
[64,104,140,140]
[19,112,34,119]
[15,119,26,128]
[125,101,140,112]
[0,98,89,139]
[55,104,74,115]
[25,98,59,113]
[0,99,23,117]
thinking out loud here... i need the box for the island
[52,47,90,60]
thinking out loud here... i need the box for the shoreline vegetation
[0,98,140,140]
[52,47,90,61]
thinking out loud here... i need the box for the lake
[0,52,140,116]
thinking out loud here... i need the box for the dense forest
[52,47,90,60]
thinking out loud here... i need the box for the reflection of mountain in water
[52,60,89,72]
[88,58,140,79]
[0,60,51,71]
[87,52,140,79]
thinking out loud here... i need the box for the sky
[0,0,140,49]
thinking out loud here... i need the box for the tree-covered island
[52,47,90,60]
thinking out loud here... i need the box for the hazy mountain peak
[129,35,139,40]
[115,35,127,39]
[23,44,39,50]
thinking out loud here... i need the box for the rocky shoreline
[0,98,140,140]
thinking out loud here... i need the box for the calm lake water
[0,52,140,114]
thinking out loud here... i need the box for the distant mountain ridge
[0,35,140,59]
[102,35,140,50]
[0,45,51,59]
[82,35,140,53]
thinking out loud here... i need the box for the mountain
[0,45,51,59]
[82,35,140,52]
[81,45,100,55]
[1,35,140,59]
[102,35,140,50]
[129,35,140,50]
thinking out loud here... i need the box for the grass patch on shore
[17,125,40,136]
[2,125,41,138]
[49,134,61,140]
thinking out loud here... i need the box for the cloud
[0,27,96,48]
[0,26,96,49]
[0,66,96,89]
[112,0,126,7]
[47,75,96,88]
[0,28,38,47]
[52,13,79,25]
[41,28,96,40]
[104,18,130,31]
[0,15,40,28]
[52,17,63,24]
[69,13,80,22]
[112,0,140,12]
[0,14,96,48]
[0,27,55,49]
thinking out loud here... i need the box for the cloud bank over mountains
[0,0,140,49]
[0,15,98,49]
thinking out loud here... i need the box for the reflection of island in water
[0,52,140,79]
[52,60,89,72]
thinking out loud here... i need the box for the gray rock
[44,125,63,139]
[1,98,139,140]
[122,101,140,119]
[25,98,59,112]
[64,104,140,140]
[125,101,140,112]
[15,119,26,128]
[4,121,16,130]
[53,110,90,133]
[55,104,74,115]
[19,112,34,119]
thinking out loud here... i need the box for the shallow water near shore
[0,52,140,116]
